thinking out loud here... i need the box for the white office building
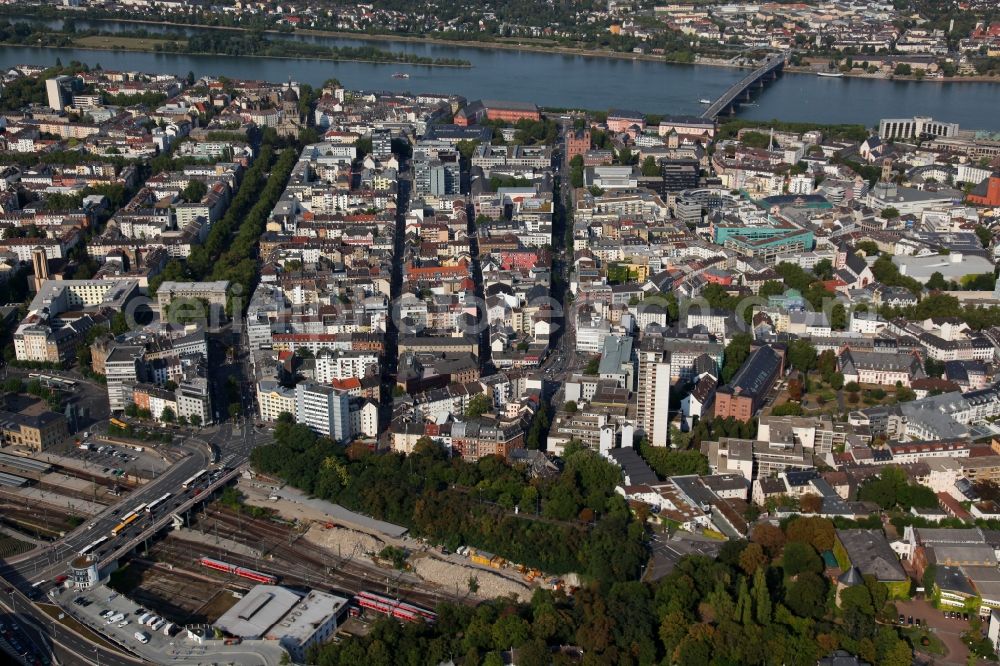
[878,116,959,141]
[45,75,73,111]
[176,377,213,425]
[104,344,145,412]
[314,350,379,384]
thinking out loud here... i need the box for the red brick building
[450,417,525,461]
[967,173,1000,207]
[454,99,540,126]
[483,99,540,123]
[714,345,784,422]
[566,128,591,162]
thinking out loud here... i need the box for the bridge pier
[699,53,787,121]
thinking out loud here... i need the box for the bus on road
[111,513,140,537]
[79,536,109,556]
[146,493,172,513]
[181,470,208,489]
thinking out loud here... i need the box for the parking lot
[44,438,171,483]
[894,598,973,665]
[55,583,285,666]
[56,583,180,656]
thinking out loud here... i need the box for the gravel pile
[412,555,533,602]
[304,524,385,558]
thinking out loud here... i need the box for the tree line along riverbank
[0,19,471,68]
[6,5,1000,82]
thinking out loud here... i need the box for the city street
[1,582,141,666]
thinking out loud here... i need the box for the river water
[2,17,999,130]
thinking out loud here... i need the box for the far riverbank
[64,16,709,67]
[0,37,474,69]
[16,14,1000,84]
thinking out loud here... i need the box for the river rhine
[1,23,998,130]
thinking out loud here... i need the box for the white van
[150,618,165,631]
[145,615,160,627]
[134,631,149,644]
[137,613,152,625]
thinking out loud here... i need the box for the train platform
[172,527,262,560]
[5,485,104,517]
[242,480,408,538]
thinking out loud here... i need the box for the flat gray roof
[269,590,349,643]
[274,485,409,538]
[598,335,633,376]
[214,585,302,639]
[0,452,53,473]
[157,280,230,294]
[0,471,29,487]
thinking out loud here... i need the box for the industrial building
[213,585,349,661]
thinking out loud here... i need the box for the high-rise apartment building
[45,75,73,111]
[295,383,351,442]
[636,336,672,447]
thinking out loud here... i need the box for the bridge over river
[701,53,787,120]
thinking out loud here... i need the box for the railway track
[35,480,113,507]
[185,506,462,608]
[0,488,90,517]
[155,532,449,612]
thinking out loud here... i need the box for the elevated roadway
[701,52,787,120]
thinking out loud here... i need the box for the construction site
[98,473,572,636]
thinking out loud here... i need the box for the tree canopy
[857,466,939,510]
[310,514,913,666]
[251,421,646,581]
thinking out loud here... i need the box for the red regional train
[354,590,436,623]
[199,557,278,584]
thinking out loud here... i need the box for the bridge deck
[99,466,243,568]
[701,54,785,120]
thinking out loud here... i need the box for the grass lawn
[74,35,187,51]
[901,625,946,656]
